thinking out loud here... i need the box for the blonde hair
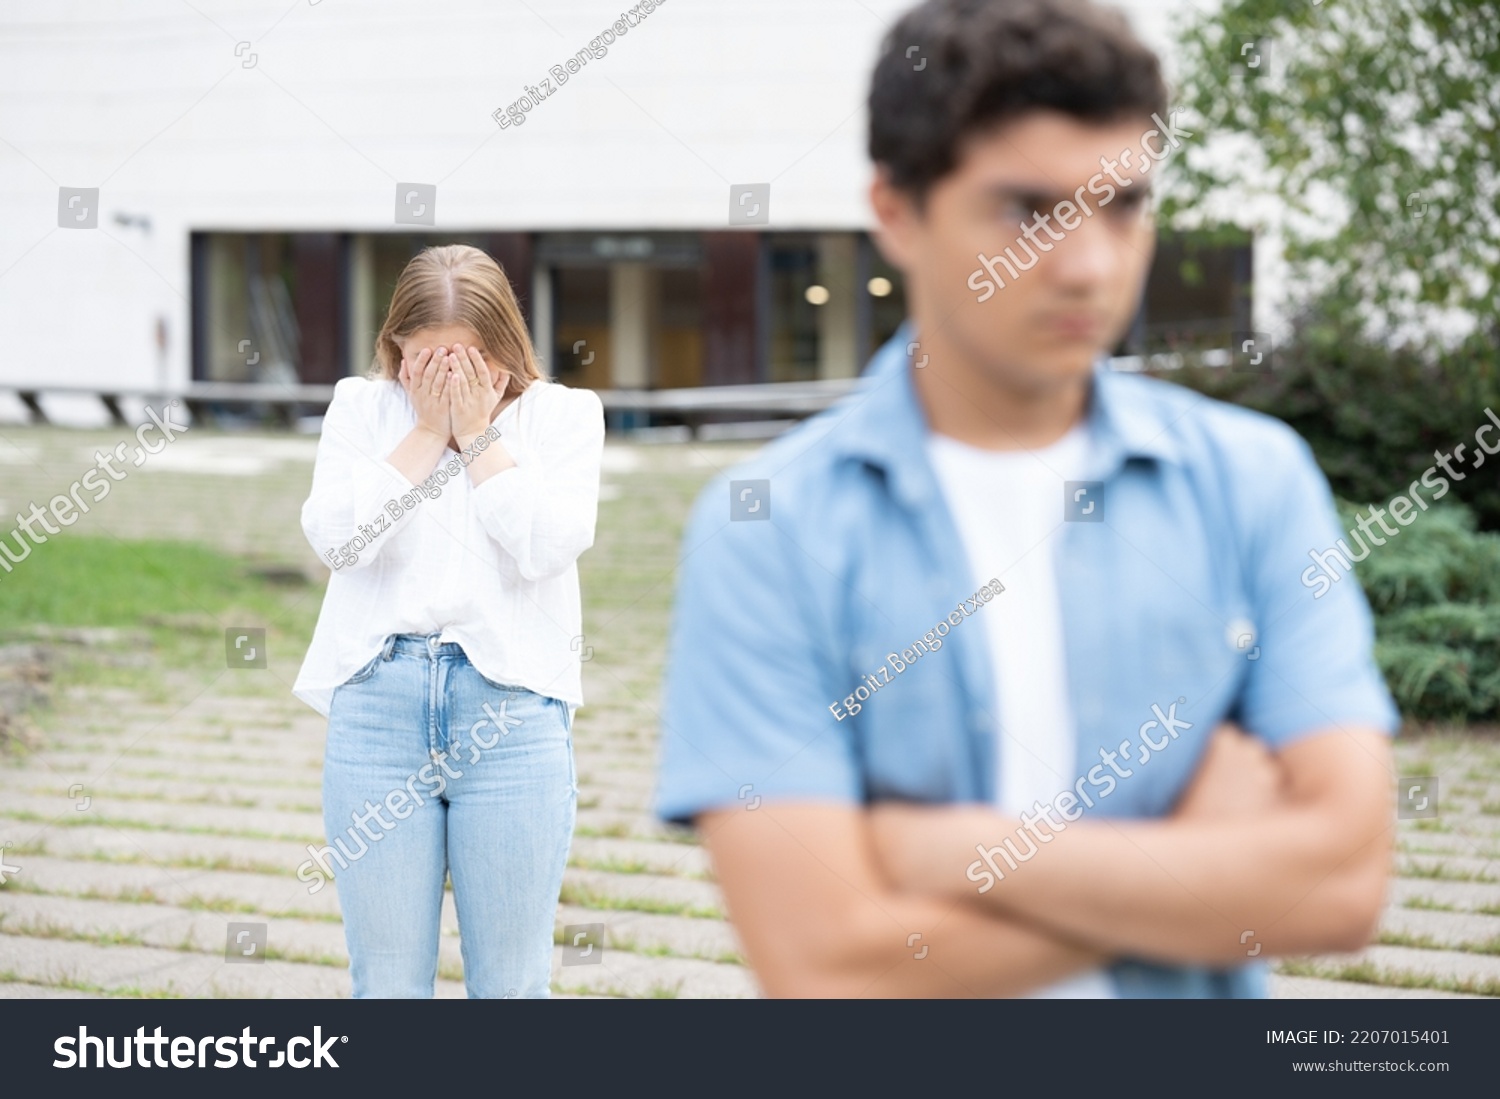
[371,244,543,402]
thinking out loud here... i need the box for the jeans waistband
[384,633,467,660]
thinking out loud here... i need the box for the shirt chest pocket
[843,627,973,803]
[1067,584,1257,818]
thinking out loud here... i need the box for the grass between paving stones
[1396,861,1500,884]
[1398,842,1500,859]
[549,925,744,967]
[1376,929,1500,956]
[0,808,321,846]
[0,969,183,999]
[101,768,319,791]
[0,877,342,924]
[3,839,295,878]
[0,914,347,970]
[557,882,722,920]
[567,855,660,876]
[573,822,700,846]
[0,912,147,947]
[552,980,684,999]
[1276,958,1500,997]
[1401,897,1460,912]
[7,786,267,810]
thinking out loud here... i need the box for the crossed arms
[697,724,1394,997]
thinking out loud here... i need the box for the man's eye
[1106,194,1149,220]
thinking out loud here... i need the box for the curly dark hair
[868,0,1169,207]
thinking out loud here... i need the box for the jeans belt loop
[379,634,398,662]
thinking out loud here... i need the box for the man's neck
[908,325,1092,451]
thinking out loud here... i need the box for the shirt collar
[824,321,1181,508]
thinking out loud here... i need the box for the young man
[655,0,1398,997]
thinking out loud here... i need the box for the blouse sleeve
[300,378,419,571]
[469,386,605,581]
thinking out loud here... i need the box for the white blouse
[292,374,605,717]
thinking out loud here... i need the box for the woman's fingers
[470,346,500,394]
[427,349,450,395]
[453,344,480,386]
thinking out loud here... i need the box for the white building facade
[0,0,1250,426]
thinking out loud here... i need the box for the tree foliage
[1166,0,1500,346]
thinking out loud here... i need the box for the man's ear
[868,165,921,274]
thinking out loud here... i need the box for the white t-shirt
[926,422,1115,999]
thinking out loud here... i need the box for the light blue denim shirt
[655,322,1399,998]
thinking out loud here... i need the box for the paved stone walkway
[1,425,1498,998]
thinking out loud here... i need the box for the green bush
[1332,500,1500,722]
[1160,307,1500,533]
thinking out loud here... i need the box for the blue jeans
[321,632,576,998]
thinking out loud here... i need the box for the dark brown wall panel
[290,233,343,385]
[701,231,761,386]
[484,232,535,326]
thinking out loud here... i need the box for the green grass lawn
[0,538,323,706]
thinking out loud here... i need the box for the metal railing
[1,378,861,435]
[2,351,1232,435]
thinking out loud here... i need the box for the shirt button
[1225,618,1256,651]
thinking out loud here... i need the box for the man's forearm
[961,806,1385,963]
[877,732,1394,965]
[803,891,1113,998]
[697,803,1112,997]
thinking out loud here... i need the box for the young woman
[293,244,604,998]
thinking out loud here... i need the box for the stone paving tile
[16,756,323,791]
[0,935,366,999]
[1394,852,1500,881]
[573,809,697,843]
[1387,877,1500,911]
[553,904,744,962]
[1268,975,1480,999]
[0,981,106,998]
[4,855,347,922]
[562,868,724,914]
[547,948,756,999]
[1377,905,1500,946]
[0,892,370,970]
[568,836,713,878]
[1300,944,1500,986]
[2,793,324,843]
